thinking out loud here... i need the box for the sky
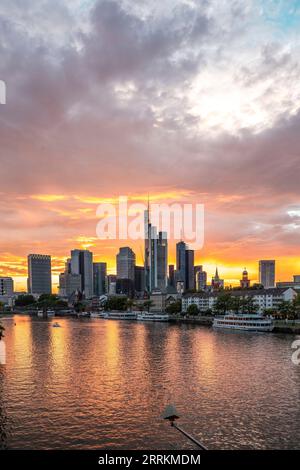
[0,0,300,291]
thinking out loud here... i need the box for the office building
[116,247,135,281]
[144,207,168,292]
[196,269,207,291]
[134,266,145,294]
[27,254,52,295]
[168,265,175,288]
[0,277,14,296]
[185,249,195,291]
[259,260,275,289]
[70,249,93,298]
[93,262,107,296]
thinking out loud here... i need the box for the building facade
[0,277,14,296]
[27,254,52,295]
[116,247,135,281]
[93,262,107,296]
[259,260,275,289]
[70,249,93,298]
[182,288,297,314]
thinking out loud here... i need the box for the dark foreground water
[0,315,299,449]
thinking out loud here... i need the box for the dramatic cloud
[0,0,300,287]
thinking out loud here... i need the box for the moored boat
[213,314,274,332]
[105,311,137,320]
[137,312,170,322]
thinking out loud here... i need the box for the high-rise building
[58,272,81,298]
[185,249,195,291]
[259,260,275,289]
[176,241,186,287]
[0,277,14,296]
[157,231,168,291]
[107,275,117,295]
[168,265,175,287]
[196,269,207,291]
[93,262,107,296]
[144,207,168,293]
[70,249,93,298]
[27,254,52,295]
[134,266,145,294]
[116,247,135,281]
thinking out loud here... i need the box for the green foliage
[213,292,232,315]
[0,322,4,340]
[15,294,36,307]
[143,300,153,312]
[104,296,128,311]
[165,300,182,314]
[187,304,199,316]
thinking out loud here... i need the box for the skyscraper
[27,254,52,295]
[185,249,195,291]
[176,241,186,286]
[93,262,107,296]
[168,264,175,287]
[196,269,207,291]
[134,266,145,294]
[70,249,93,298]
[116,247,135,281]
[259,260,275,288]
[144,207,168,293]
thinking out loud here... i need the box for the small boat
[37,310,44,318]
[137,312,170,322]
[105,311,137,320]
[213,314,274,332]
[52,322,61,328]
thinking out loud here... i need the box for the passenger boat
[46,309,55,317]
[105,311,137,320]
[90,312,106,318]
[137,312,170,322]
[37,310,44,318]
[213,314,274,332]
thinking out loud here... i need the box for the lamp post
[162,405,208,451]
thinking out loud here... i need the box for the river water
[0,315,299,449]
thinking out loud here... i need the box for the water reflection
[0,315,299,449]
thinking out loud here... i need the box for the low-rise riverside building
[182,288,298,314]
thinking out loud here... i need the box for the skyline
[1,0,300,290]
[1,192,300,292]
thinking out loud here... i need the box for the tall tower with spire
[144,197,168,294]
[211,267,224,290]
[240,268,250,289]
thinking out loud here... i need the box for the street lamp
[162,405,208,450]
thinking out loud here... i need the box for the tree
[143,300,153,312]
[126,299,134,311]
[165,300,182,315]
[213,292,232,315]
[187,304,199,316]
[277,301,294,320]
[0,322,4,340]
[15,294,36,307]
